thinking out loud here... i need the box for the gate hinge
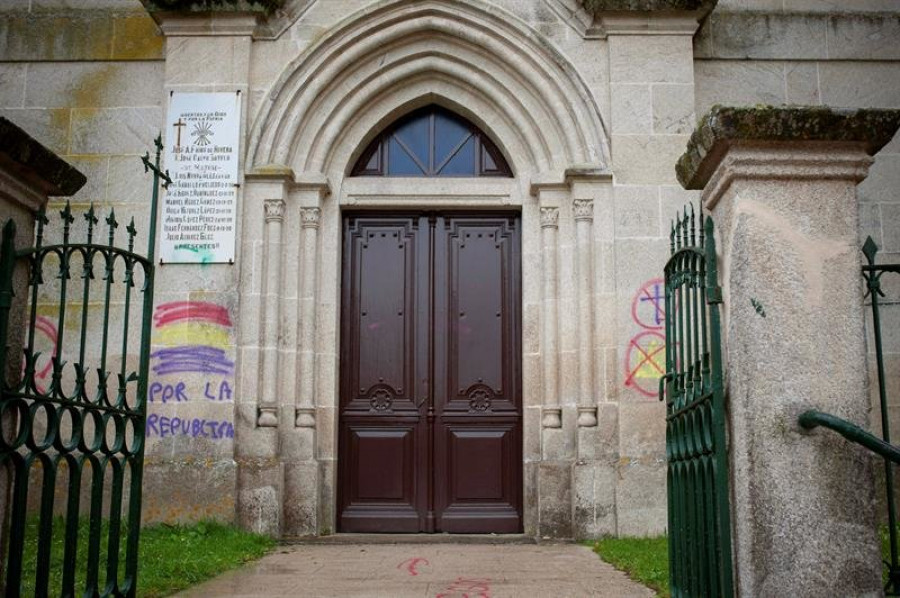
[707,285,723,304]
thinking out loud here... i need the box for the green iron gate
[0,138,168,597]
[661,206,733,598]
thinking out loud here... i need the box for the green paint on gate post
[661,205,733,598]
[0,136,167,597]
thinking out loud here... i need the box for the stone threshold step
[282,533,538,545]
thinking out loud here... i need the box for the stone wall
[0,0,898,540]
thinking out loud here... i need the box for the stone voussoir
[676,105,900,190]
[0,117,85,197]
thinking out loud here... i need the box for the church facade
[1,0,898,539]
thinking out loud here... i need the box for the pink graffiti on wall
[26,315,58,393]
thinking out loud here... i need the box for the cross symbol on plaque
[172,117,186,149]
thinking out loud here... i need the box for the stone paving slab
[174,543,655,598]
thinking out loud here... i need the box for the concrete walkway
[174,542,655,598]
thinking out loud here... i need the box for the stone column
[258,199,284,427]
[237,167,293,537]
[574,199,598,428]
[295,207,320,427]
[540,206,562,429]
[280,174,329,537]
[677,106,900,597]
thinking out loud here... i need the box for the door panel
[338,213,521,533]
[338,216,428,533]
[433,215,522,533]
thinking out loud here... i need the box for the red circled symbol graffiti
[27,315,58,394]
[624,331,667,398]
[631,278,666,330]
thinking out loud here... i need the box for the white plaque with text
[162,92,241,264]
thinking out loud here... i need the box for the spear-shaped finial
[60,201,74,245]
[84,203,99,244]
[126,217,137,253]
[106,209,118,246]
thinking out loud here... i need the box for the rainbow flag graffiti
[151,301,234,376]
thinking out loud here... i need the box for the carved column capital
[540,207,559,229]
[264,199,285,223]
[573,199,594,221]
[301,207,321,229]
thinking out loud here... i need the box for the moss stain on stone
[676,105,900,190]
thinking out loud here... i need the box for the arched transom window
[351,105,512,177]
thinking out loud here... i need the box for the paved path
[175,543,654,598]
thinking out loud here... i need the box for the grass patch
[592,525,900,595]
[19,517,276,597]
[591,536,670,598]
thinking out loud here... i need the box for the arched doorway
[239,0,612,539]
[337,107,521,533]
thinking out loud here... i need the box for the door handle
[417,397,428,408]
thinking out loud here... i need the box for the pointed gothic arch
[246,0,611,179]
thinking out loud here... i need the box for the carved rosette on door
[338,213,522,534]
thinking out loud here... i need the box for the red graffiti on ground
[153,301,232,328]
[397,557,430,576]
[436,577,492,598]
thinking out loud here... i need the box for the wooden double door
[338,213,522,533]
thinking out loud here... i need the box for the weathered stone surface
[705,12,827,60]
[25,62,164,109]
[0,65,26,108]
[785,61,821,105]
[826,14,900,60]
[609,35,694,84]
[69,107,161,154]
[677,106,900,189]
[583,0,715,13]
[694,61,786,114]
[613,185,659,238]
[819,62,900,107]
[140,0,283,13]
[0,116,85,196]
[538,461,574,538]
[611,84,652,134]
[613,134,689,185]
[652,84,694,135]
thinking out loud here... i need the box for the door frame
[325,176,536,535]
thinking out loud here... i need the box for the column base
[577,407,598,427]
[295,407,316,428]
[542,407,562,428]
[257,407,278,427]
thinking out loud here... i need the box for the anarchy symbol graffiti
[624,331,667,398]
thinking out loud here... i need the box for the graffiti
[397,557,430,576]
[149,381,189,403]
[152,301,234,375]
[624,331,666,398]
[625,280,670,398]
[27,315,58,393]
[151,346,233,376]
[146,414,234,439]
[436,578,492,598]
[631,278,665,330]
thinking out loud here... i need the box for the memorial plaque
[162,92,241,264]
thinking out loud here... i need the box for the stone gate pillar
[677,106,900,596]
